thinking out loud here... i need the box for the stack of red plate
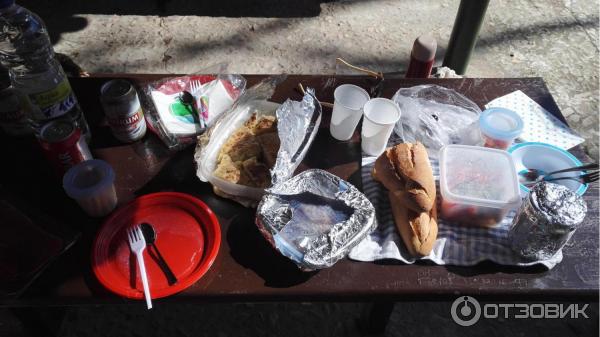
[92,192,220,299]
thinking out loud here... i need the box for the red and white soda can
[38,119,92,176]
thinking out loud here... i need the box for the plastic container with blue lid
[479,107,524,150]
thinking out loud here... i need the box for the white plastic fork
[127,225,153,309]
[189,80,202,95]
[188,80,206,128]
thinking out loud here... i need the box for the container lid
[479,107,523,140]
[439,145,520,208]
[411,34,437,62]
[63,159,115,200]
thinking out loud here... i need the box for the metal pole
[442,0,490,75]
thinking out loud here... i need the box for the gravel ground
[1,0,599,336]
[18,0,600,159]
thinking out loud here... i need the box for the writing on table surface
[416,269,529,288]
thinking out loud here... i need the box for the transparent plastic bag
[392,85,481,156]
[141,64,246,150]
[194,76,284,203]
[194,75,323,207]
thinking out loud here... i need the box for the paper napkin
[485,90,584,150]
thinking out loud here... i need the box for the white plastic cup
[330,84,370,141]
[63,159,118,217]
[361,98,402,156]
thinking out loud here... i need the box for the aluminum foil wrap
[271,89,321,185]
[256,169,376,270]
[508,182,587,261]
[194,76,321,207]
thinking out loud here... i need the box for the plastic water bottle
[0,66,34,136]
[0,0,90,141]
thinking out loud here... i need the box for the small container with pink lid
[478,107,524,150]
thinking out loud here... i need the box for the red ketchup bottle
[405,35,437,78]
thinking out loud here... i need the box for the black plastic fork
[543,170,599,184]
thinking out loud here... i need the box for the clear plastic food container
[439,145,520,227]
[198,100,280,200]
[63,159,117,217]
[478,107,523,150]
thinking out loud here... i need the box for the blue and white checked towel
[348,142,563,269]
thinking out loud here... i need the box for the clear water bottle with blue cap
[0,0,90,140]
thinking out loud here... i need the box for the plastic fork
[543,170,599,184]
[523,162,599,184]
[188,80,205,128]
[127,225,153,309]
[189,80,202,94]
[526,170,599,186]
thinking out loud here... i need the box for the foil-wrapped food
[508,182,587,261]
[195,76,321,206]
[256,169,376,270]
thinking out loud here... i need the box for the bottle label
[29,79,77,119]
[107,106,146,141]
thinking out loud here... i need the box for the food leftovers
[213,113,279,188]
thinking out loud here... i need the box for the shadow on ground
[19,0,352,44]
[19,0,340,17]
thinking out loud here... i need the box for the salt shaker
[508,182,587,260]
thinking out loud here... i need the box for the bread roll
[371,142,438,256]
[372,148,405,191]
[388,142,436,213]
[389,190,438,256]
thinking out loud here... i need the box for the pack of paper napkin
[143,74,246,149]
[485,90,584,150]
[150,78,237,135]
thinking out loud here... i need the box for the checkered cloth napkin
[348,140,563,269]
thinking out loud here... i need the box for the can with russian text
[100,79,146,143]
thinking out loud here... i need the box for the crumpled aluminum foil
[193,77,320,207]
[256,169,376,271]
[508,182,587,261]
[271,89,320,185]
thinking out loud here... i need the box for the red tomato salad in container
[439,145,521,227]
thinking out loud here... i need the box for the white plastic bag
[392,85,481,155]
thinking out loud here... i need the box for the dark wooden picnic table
[0,75,597,333]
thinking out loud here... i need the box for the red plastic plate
[92,192,220,299]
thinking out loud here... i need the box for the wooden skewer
[298,83,334,108]
[335,57,384,79]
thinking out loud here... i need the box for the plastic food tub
[439,145,521,227]
[63,159,117,217]
[478,107,523,150]
[198,100,280,200]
